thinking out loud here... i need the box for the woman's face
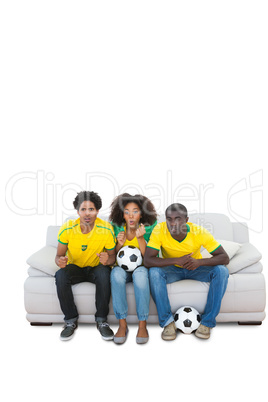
[123,202,141,229]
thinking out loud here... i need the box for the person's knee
[94,265,111,284]
[111,266,126,284]
[55,268,68,285]
[148,266,162,282]
[214,265,229,281]
[132,266,149,288]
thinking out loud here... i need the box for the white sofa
[24,213,266,325]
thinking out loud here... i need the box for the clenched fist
[117,231,127,247]
[96,252,109,265]
[136,223,146,239]
[57,256,68,268]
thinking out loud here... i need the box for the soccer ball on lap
[116,246,142,272]
[174,306,201,334]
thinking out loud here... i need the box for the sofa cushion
[201,239,241,261]
[26,246,59,276]
[201,240,262,274]
[227,243,262,274]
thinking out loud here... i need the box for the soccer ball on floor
[116,245,142,272]
[174,306,201,334]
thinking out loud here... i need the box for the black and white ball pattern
[174,306,201,334]
[116,245,142,272]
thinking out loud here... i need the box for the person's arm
[181,246,229,271]
[55,242,69,268]
[144,246,193,268]
[136,224,147,256]
[97,248,116,266]
[115,231,126,253]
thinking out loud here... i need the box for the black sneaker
[60,321,78,341]
[97,322,114,341]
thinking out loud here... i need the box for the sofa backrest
[46,213,249,247]
[189,213,249,243]
[158,213,249,243]
[46,225,61,248]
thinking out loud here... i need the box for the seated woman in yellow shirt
[109,193,157,344]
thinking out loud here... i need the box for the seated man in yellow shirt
[55,191,116,341]
[144,203,229,340]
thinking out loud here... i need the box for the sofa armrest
[26,246,59,276]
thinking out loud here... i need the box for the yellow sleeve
[146,223,162,251]
[200,228,221,253]
[57,221,70,245]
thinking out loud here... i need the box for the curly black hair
[73,191,102,211]
[109,193,157,226]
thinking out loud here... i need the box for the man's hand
[136,224,146,239]
[57,256,68,268]
[181,255,201,271]
[97,252,109,265]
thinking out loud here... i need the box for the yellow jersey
[58,217,116,267]
[147,221,220,267]
[123,236,140,249]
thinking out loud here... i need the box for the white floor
[3,310,267,402]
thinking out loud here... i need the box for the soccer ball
[174,306,201,334]
[116,246,142,272]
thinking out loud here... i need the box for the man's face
[78,200,98,227]
[166,210,188,236]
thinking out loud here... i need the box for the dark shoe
[60,321,78,341]
[97,322,114,341]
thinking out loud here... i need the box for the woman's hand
[136,223,146,239]
[117,231,127,247]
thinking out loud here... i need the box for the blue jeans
[111,266,150,321]
[149,265,229,328]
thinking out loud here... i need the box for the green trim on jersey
[58,223,79,241]
[112,220,157,242]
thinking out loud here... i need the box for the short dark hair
[165,203,188,217]
[73,191,102,211]
[109,193,157,226]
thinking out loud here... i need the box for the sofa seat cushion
[24,273,266,323]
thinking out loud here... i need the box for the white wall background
[1,1,267,402]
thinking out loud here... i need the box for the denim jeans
[149,265,229,328]
[55,264,111,323]
[111,266,150,321]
